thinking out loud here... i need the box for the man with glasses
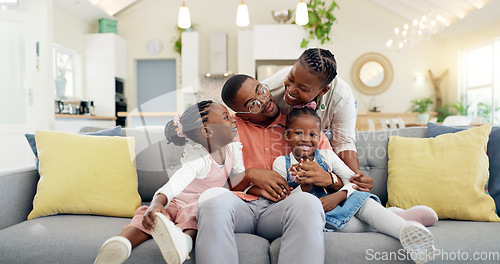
[195,74,335,264]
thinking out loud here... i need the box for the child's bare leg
[119,226,151,248]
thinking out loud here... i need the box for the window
[463,39,500,125]
[53,45,78,99]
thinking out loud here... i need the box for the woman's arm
[337,150,360,173]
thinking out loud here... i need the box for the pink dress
[126,142,244,233]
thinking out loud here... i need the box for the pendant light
[236,0,250,27]
[295,0,309,26]
[178,1,191,29]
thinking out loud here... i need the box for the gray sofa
[1,127,499,263]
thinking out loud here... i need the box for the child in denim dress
[273,107,436,264]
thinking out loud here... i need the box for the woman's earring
[320,103,326,111]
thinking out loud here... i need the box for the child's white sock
[184,233,193,253]
[355,198,406,238]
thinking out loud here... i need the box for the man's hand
[245,168,290,200]
[247,186,287,202]
[293,159,337,187]
[349,172,373,192]
[319,191,347,212]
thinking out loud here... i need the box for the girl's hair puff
[164,100,214,146]
[286,107,321,130]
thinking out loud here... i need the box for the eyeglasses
[235,84,271,114]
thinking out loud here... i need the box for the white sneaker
[400,221,435,264]
[151,212,190,264]
[94,236,131,264]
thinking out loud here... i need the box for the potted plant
[411,97,433,123]
[452,96,470,116]
[300,0,339,48]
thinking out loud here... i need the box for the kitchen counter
[54,114,117,133]
[117,112,180,117]
[117,112,181,128]
[55,114,116,120]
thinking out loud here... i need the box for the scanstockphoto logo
[365,248,500,262]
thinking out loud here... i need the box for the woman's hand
[319,191,347,212]
[245,168,290,200]
[142,194,168,230]
[349,172,373,192]
[293,159,337,187]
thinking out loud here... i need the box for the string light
[386,11,447,51]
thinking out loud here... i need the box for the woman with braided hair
[95,100,245,264]
[263,48,373,192]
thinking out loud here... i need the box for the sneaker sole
[151,213,182,264]
[94,237,130,264]
[400,222,434,264]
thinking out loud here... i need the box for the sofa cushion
[25,126,122,166]
[122,128,184,201]
[355,127,427,205]
[0,215,270,264]
[28,130,141,220]
[387,125,499,221]
[427,122,500,215]
[269,220,500,264]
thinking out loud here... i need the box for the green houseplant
[411,97,433,123]
[300,0,339,48]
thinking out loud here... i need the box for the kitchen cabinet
[238,25,306,77]
[85,33,127,118]
[253,25,306,60]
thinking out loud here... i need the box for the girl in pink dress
[95,100,245,264]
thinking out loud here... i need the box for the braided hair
[165,100,214,146]
[298,48,337,87]
[286,107,321,130]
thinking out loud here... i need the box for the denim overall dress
[285,149,381,231]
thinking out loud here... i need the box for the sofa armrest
[0,165,38,230]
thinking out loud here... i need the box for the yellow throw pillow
[28,130,141,220]
[387,124,500,222]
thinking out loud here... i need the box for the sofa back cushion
[123,128,184,201]
[355,127,427,205]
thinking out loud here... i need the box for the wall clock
[147,39,163,55]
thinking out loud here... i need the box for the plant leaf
[301,38,310,48]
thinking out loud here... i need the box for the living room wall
[442,18,500,106]
[53,6,95,100]
[116,0,447,113]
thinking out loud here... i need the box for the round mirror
[351,53,393,95]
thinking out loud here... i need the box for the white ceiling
[53,0,140,23]
[54,0,500,40]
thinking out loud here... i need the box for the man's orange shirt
[234,113,333,170]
